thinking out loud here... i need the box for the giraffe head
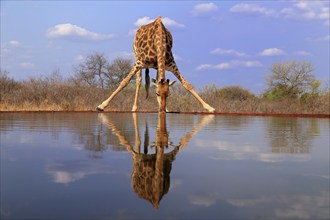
[152,78,176,112]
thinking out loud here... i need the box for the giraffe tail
[145,68,150,99]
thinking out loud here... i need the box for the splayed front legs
[97,64,142,111]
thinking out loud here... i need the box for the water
[1,112,329,219]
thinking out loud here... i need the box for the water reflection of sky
[1,113,329,219]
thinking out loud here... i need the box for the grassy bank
[1,74,329,114]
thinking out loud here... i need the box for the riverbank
[1,110,329,118]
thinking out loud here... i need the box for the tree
[264,61,316,99]
[106,58,133,88]
[74,52,109,88]
[0,69,20,100]
[73,53,133,89]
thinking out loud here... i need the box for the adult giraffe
[97,16,215,113]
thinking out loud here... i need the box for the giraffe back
[133,17,174,76]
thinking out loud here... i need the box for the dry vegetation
[1,72,329,114]
[1,57,329,114]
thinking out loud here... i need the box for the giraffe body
[97,16,215,113]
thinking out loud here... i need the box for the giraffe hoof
[208,107,216,113]
[96,107,104,112]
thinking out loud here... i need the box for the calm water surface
[1,112,329,219]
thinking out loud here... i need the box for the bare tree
[106,58,133,88]
[0,69,20,101]
[265,61,316,99]
[74,52,109,88]
[73,53,133,89]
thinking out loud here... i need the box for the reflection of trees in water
[2,113,322,157]
[266,117,320,154]
[215,115,250,130]
[0,113,131,156]
[72,113,137,154]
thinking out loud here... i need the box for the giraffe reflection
[98,113,214,208]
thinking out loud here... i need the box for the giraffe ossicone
[96,16,216,113]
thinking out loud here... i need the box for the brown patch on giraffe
[143,35,148,41]
[149,50,155,57]
[166,52,171,61]
[144,47,150,55]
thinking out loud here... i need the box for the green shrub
[217,86,256,101]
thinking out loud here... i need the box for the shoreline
[1,110,329,118]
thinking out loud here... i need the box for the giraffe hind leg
[132,69,142,111]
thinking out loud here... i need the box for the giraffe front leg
[97,64,141,111]
[183,81,216,113]
[166,64,216,113]
[132,70,142,111]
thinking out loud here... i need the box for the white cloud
[130,16,185,35]
[162,17,185,28]
[46,161,114,184]
[75,54,85,61]
[230,3,277,17]
[210,48,247,57]
[243,61,263,67]
[305,35,330,42]
[133,16,185,29]
[191,3,219,17]
[46,23,116,40]
[227,192,330,219]
[195,138,310,163]
[9,40,20,47]
[134,16,154,26]
[259,48,286,56]
[196,64,213,71]
[228,197,272,207]
[51,171,85,184]
[188,194,217,207]
[281,1,329,25]
[294,50,312,56]
[196,60,262,71]
[215,62,233,69]
[19,62,35,69]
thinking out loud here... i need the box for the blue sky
[1,1,329,94]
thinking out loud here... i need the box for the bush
[0,70,21,101]
[217,86,256,101]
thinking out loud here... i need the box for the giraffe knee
[120,79,130,87]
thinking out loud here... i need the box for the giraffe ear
[152,78,158,86]
[169,81,176,86]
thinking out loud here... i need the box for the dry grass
[0,74,329,114]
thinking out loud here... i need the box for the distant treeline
[0,54,329,114]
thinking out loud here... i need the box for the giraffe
[97,16,215,113]
[98,112,214,208]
